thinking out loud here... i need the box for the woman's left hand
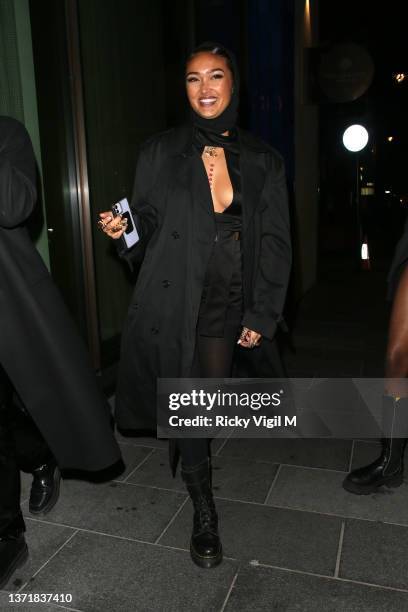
[238,327,262,349]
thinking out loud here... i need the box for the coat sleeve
[0,154,36,229]
[116,142,159,268]
[241,153,292,340]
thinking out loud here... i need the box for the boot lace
[194,495,217,535]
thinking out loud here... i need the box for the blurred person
[0,116,122,588]
[0,368,60,517]
[100,42,291,568]
[343,221,408,494]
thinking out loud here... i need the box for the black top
[192,129,242,217]
[222,149,242,216]
[192,139,243,336]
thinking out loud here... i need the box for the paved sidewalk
[2,258,408,612]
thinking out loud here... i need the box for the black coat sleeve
[116,142,159,268]
[241,153,292,340]
[0,141,36,228]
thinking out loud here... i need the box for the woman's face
[185,52,234,119]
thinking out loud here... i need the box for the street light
[342,124,369,152]
[342,124,369,267]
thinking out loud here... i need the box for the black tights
[190,334,237,379]
[177,329,237,469]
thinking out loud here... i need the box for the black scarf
[193,126,239,155]
[189,43,240,152]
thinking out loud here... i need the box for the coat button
[162,280,171,288]
[171,231,180,239]
[151,327,159,334]
[132,302,139,309]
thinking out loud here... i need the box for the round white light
[342,124,369,152]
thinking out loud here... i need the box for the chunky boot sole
[342,472,404,495]
[0,543,29,589]
[29,466,61,516]
[190,542,223,569]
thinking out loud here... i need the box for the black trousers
[0,366,50,537]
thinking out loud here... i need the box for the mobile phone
[111,198,140,250]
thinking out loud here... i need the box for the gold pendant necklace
[204,146,218,158]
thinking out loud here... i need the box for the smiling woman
[185,47,237,213]
[185,52,234,120]
[99,41,292,570]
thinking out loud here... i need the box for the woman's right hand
[98,211,128,239]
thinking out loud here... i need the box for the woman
[343,226,408,494]
[100,42,291,567]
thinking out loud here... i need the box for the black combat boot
[181,459,222,569]
[343,396,408,495]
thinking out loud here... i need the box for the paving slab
[125,448,184,492]
[126,449,278,503]
[223,563,408,611]
[0,592,65,612]
[115,431,168,450]
[21,530,237,612]
[114,443,153,482]
[219,438,352,470]
[267,464,408,525]
[210,437,229,455]
[1,519,75,593]
[20,472,31,503]
[340,519,408,590]
[159,498,342,575]
[22,479,186,543]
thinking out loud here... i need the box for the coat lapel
[238,128,269,229]
[190,152,214,218]
[169,125,213,218]
[169,150,213,219]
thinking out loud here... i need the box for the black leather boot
[0,531,28,589]
[181,459,222,569]
[29,456,61,515]
[343,396,408,495]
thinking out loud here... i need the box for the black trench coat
[0,116,120,471]
[116,124,292,431]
